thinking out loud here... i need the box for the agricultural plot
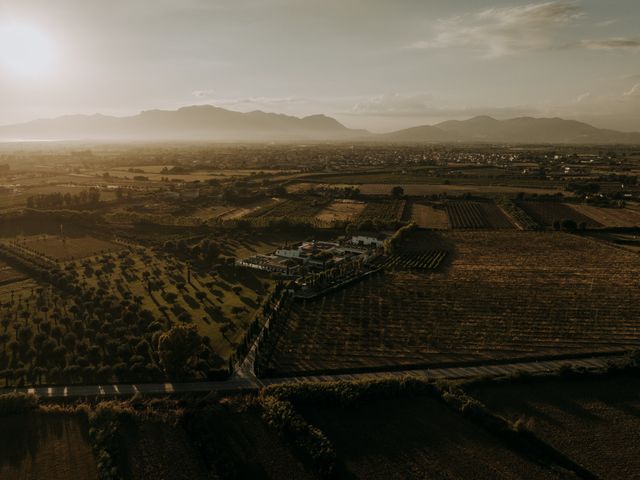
[303,182,568,197]
[183,405,319,480]
[356,199,406,223]
[499,199,540,230]
[570,204,640,227]
[73,247,272,364]
[0,412,98,480]
[380,251,447,271]
[409,203,449,229]
[301,396,563,480]
[445,201,514,229]
[118,418,208,480]
[0,261,27,285]
[0,279,39,304]
[315,200,366,222]
[18,235,124,261]
[517,201,602,228]
[0,235,274,387]
[251,198,327,219]
[267,232,640,376]
[472,375,640,480]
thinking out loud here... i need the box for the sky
[0,0,639,132]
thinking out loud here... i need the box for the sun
[0,24,55,78]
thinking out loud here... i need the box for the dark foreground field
[470,374,640,480]
[0,411,98,480]
[300,396,567,480]
[268,231,640,376]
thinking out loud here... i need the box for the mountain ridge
[1,106,639,144]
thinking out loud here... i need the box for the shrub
[0,392,39,415]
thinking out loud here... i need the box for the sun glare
[0,24,55,78]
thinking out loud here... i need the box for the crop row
[381,251,447,270]
[267,232,640,376]
[357,199,406,223]
[499,199,540,230]
[446,202,489,229]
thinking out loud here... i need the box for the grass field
[408,203,449,229]
[267,232,640,375]
[300,396,563,480]
[315,199,366,222]
[0,412,97,480]
[471,375,640,480]
[19,234,124,261]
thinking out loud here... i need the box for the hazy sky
[1,0,639,132]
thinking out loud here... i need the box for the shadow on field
[0,412,95,477]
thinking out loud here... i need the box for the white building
[350,235,386,248]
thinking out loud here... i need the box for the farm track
[0,354,622,400]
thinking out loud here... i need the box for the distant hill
[0,105,368,142]
[2,106,639,144]
[384,115,640,144]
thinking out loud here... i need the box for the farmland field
[0,412,97,480]
[517,201,602,228]
[315,199,366,222]
[266,232,640,376]
[250,198,328,219]
[0,279,38,304]
[17,234,124,261]
[357,199,406,223]
[118,418,208,480]
[72,245,272,364]
[570,204,640,227]
[445,201,514,229]
[300,396,564,480]
[0,232,279,387]
[380,251,447,270]
[471,375,640,480]
[0,261,27,285]
[408,203,449,229]
[288,182,568,196]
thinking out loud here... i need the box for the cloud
[213,96,308,107]
[581,38,640,51]
[347,93,537,118]
[409,1,582,57]
[350,93,434,116]
[576,92,591,103]
[192,89,216,97]
[624,83,640,97]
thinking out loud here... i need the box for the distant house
[350,234,386,248]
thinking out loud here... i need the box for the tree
[560,219,578,232]
[157,324,203,377]
[391,186,404,198]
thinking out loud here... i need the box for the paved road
[1,355,618,400]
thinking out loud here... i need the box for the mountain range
[1,105,639,145]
